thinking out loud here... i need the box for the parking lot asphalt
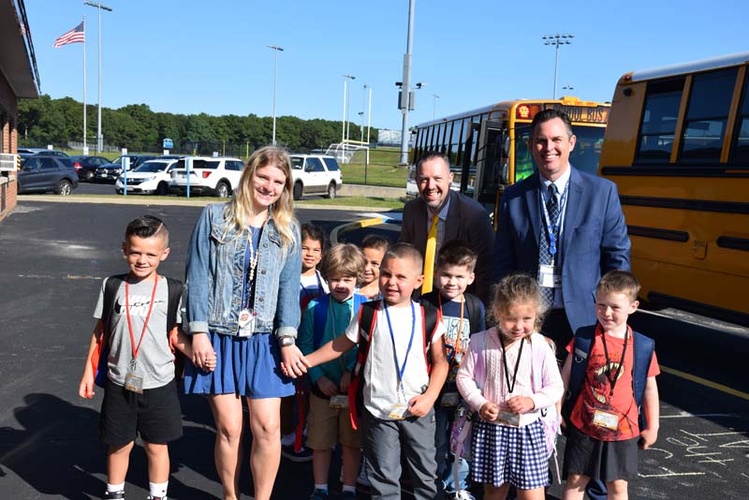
[1,198,748,500]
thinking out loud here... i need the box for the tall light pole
[542,33,574,99]
[342,74,355,143]
[432,93,439,120]
[365,84,372,144]
[267,45,284,145]
[399,0,416,165]
[84,1,112,153]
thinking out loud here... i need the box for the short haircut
[361,233,390,252]
[436,239,477,272]
[320,243,366,281]
[125,215,169,246]
[415,151,450,175]
[531,109,574,138]
[597,270,641,302]
[382,242,423,273]
[301,222,328,251]
[492,272,547,332]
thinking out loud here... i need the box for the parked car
[18,148,69,158]
[170,156,245,197]
[289,154,342,200]
[68,155,110,181]
[93,155,157,183]
[115,158,178,195]
[17,156,79,195]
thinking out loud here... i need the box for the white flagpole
[83,17,87,153]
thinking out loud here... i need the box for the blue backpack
[311,293,368,349]
[561,325,655,430]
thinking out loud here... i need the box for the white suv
[115,158,178,195]
[290,154,342,200]
[170,156,245,197]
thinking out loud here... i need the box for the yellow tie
[423,214,439,293]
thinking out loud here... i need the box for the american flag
[53,21,85,48]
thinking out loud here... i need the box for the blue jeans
[435,407,472,495]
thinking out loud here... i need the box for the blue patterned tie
[539,183,560,307]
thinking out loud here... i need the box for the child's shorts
[306,392,360,450]
[562,425,639,482]
[100,379,182,446]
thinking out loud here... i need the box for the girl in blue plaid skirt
[456,274,564,499]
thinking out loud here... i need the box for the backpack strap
[312,294,331,349]
[464,293,482,334]
[348,299,380,430]
[164,276,183,332]
[101,274,128,340]
[632,331,655,430]
[561,324,595,422]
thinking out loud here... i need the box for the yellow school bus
[410,96,610,223]
[599,52,749,325]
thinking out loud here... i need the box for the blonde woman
[184,146,307,500]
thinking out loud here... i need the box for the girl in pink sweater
[456,273,564,500]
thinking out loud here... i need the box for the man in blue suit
[494,109,629,500]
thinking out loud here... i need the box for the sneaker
[103,491,125,499]
[309,488,329,500]
[282,443,313,462]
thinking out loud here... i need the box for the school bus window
[515,125,535,182]
[679,68,737,162]
[730,70,749,165]
[635,78,685,164]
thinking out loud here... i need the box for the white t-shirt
[345,300,445,420]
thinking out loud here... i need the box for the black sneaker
[281,443,313,462]
[103,491,125,499]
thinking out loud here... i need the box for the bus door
[474,120,508,221]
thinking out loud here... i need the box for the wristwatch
[278,335,296,347]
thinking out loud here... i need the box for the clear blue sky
[25,0,748,131]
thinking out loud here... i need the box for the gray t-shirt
[94,275,181,389]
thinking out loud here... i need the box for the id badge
[538,264,560,289]
[124,372,144,394]
[497,410,521,427]
[237,308,256,337]
[440,392,460,407]
[388,403,409,420]
[593,409,619,430]
[329,395,349,409]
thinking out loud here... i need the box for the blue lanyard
[540,181,569,257]
[384,301,416,384]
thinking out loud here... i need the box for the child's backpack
[92,274,183,387]
[419,290,484,337]
[561,325,656,431]
[346,299,440,430]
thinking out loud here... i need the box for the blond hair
[320,243,366,281]
[228,145,297,250]
[491,272,547,333]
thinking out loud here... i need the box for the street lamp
[542,33,574,99]
[84,1,112,153]
[399,0,416,165]
[358,111,365,142]
[562,85,574,94]
[342,74,355,143]
[432,93,440,120]
[267,45,284,145]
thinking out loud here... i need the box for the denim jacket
[185,203,301,338]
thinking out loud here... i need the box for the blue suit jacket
[494,168,630,332]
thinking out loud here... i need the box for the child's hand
[479,402,500,422]
[316,376,338,397]
[639,427,659,450]
[203,352,217,372]
[339,371,352,393]
[506,395,535,414]
[78,374,95,399]
[407,394,434,417]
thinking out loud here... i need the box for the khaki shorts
[306,393,360,449]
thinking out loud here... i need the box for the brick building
[0,0,40,222]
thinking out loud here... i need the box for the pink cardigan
[456,328,564,427]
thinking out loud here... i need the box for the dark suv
[69,155,110,181]
[93,155,157,183]
[17,156,79,195]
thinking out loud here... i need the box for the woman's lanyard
[242,226,262,309]
[124,276,159,370]
[540,181,569,259]
[438,293,465,362]
[601,328,628,398]
[384,301,416,402]
[301,270,324,299]
[499,334,525,395]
